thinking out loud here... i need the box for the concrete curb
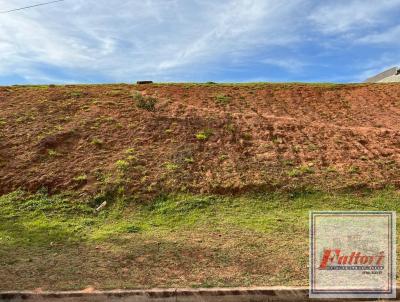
[0,287,398,302]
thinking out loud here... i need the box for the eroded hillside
[1,83,400,198]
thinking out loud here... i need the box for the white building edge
[364,67,400,83]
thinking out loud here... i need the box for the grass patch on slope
[0,188,399,290]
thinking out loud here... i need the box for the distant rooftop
[364,67,400,83]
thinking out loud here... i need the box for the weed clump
[288,164,315,177]
[70,91,83,98]
[195,129,213,141]
[184,157,194,163]
[73,174,88,182]
[125,225,141,233]
[348,166,360,174]
[164,162,179,171]
[133,92,157,112]
[91,138,103,147]
[107,89,124,97]
[47,149,60,157]
[215,94,231,105]
[125,148,135,155]
[115,160,130,171]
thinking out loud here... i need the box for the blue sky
[1,0,400,84]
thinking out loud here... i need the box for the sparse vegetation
[126,155,137,162]
[125,148,135,155]
[184,157,194,163]
[164,162,179,171]
[242,133,252,140]
[195,132,208,140]
[293,145,301,153]
[272,137,284,144]
[91,138,104,147]
[288,164,315,177]
[125,225,141,233]
[219,154,228,161]
[224,122,236,133]
[282,159,294,166]
[348,165,360,174]
[73,174,88,182]
[195,129,212,141]
[47,149,60,157]
[115,159,130,171]
[215,94,231,105]
[326,166,338,173]
[107,89,125,97]
[16,115,35,123]
[2,83,399,199]
[307,143,318,151]
[70,91,83,98]
[133,92,158,111]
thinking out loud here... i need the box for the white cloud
[261,58,307,73]
[308,0,400,34]
[0,0,305,82]
[357,25,400,44]
[1,0,400,83]
[155,1,303,71]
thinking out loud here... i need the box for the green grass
[133,92,158,111]
[0,188,399,290]
[115,159,130,171]
[0,190,93,246]
[10,85,51,89]
[73,174,88,182]
[287,164,315,177]
[70,91,84,98]
[215,94,231,105]
[195,129,212,141]
[91,138,104,147]
[47,149,61,157]
[164,162,179,171]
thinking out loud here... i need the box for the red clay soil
[1,83,400,198]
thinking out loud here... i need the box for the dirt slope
[1,83,400,198]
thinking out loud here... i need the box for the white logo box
[310,211,396,299]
